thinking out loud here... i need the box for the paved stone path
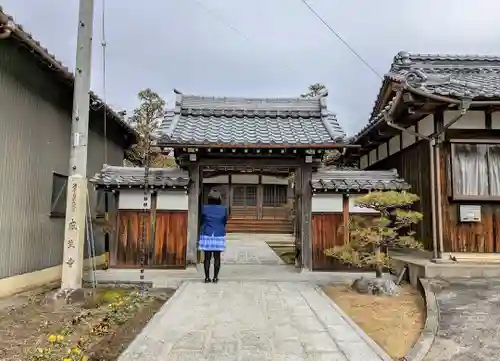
[118,281,386,361]
[221,234,286,265]
[423,278,500,361]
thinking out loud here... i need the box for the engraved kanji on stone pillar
[61,175,87,291]
[66,257,75,268]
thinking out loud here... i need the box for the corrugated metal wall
[0,41,124,279]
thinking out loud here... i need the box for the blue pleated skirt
[199,233,226,251]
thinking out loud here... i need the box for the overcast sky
[3,0,500,135]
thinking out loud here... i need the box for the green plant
[29,290,148,361]
[63,346,88,361]
[30,347,52,361]
[324,191,423,278]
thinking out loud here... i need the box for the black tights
[203,251,221,280]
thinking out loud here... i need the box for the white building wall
[401,126,416,149]
[118,190,152,210]
[312,194,378,214]
[444,110,485,129]
[360,155,369,169]
[388,134,400,155]
[417,115,434,136]
[156,191,188,211]
[203,174,289,185]
[203,175,228,184]
[312,194,343,212]
[261,175,288,185]
[492,112,500,129]
[378,143,388,161]
[369,149,377,166]
[232,174,259,184]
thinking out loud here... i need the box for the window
[263,185,287,207]
[451,143,500,198]
[232,185,257,206]
[51,173,68,217]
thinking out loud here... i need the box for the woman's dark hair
[207,189,222,205]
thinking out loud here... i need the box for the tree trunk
[375,247,383,278]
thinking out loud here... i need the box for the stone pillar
[61,175,87,290]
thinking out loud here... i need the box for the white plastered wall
[157,191,188,211]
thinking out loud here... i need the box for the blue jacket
[200,204,228,237]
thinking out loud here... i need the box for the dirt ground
[269,245,296,265]
[323,283,425,360]
[0,283,174,361]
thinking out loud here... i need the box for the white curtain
[488,145,500,196]
[452,144,489,196]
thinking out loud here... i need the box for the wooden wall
[152,211,188,267]
[113,209,188,269]
[369,140,434,251]
[115,211,151,267]
[439,141,500,253]
[311,211,378,271]
[311,213,344,270]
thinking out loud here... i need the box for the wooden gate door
[151,211,187,268]
[115,211,152,267]
[231,185,258,219]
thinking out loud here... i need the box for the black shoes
[204,278,211,283]
[204,277,219,283]
[212,277,219,284]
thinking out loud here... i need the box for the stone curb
[315,286,393,361]
[403,278,438,361]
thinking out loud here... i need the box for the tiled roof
[353,51,500,142]
[0,6,136,139]
[90,166,190,188]
[157,93,346,146]
[390,51,500,99]
[311,168,410,192]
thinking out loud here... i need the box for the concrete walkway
[423,278,500,361]
[118,281,387,361]
[221,234,287,265]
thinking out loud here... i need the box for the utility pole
[60,0,95,295]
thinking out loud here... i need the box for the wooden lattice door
[231,185,258,219]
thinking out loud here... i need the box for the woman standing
[199,189,228,283]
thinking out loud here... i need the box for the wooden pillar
[187,164,200,264]
[342,194,349,245]
[149,192,158,265]
[301,163,313,270]
[109,191,119,268]
[294,167,303,267]
[228,174,232,212]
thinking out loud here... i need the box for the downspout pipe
[382,90,471,260]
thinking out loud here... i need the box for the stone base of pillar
[47,287,91,308]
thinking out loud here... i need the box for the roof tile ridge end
[319,99,342,142]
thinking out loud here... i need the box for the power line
[192,0,253,44]
[300,0,383,80]
[189,0,300,75]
